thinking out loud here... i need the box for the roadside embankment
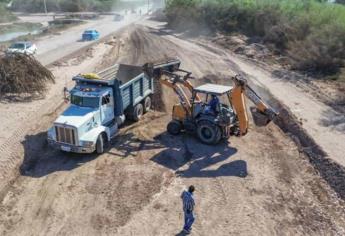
[165,0,345,80]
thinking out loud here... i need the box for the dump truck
[47,60,180,154]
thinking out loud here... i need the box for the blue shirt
[181,191,195,212]
[208,96,219,112]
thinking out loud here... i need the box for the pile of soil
[0,54,54,99]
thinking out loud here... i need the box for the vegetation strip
[166,0,345,79]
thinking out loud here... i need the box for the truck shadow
[20,131,97,178]
[20,130,246,179]
[110,132,247,179]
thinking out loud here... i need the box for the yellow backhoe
[143,59,278,144]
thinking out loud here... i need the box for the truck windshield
[71,95,99,108]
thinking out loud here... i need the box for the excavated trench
[252,82,345,200]
[193,72,345,200]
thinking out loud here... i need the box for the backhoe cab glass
[193,91,231,107]
[71,95,100,108]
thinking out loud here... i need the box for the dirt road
[0,20,345,235]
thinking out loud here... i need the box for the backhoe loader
[143,59,278,145]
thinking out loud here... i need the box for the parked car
[6,42,37,55]
[113,13,124,21]
[82,29,100,41]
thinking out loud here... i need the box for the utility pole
[43,0,48,15]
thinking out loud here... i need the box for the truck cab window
[71,95,99,108]
[102,94,111,105]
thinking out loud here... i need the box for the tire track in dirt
[184,35,345,201]
[113,23,345,235]
[0,96,65,192]
[1,22,345,235]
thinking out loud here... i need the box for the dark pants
[183,211,195,231]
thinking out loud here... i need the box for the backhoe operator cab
[168,83,237,145]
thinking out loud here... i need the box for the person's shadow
[175,230,188,236]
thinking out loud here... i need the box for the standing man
[181,185,195,234]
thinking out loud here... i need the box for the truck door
[101,92,115,125]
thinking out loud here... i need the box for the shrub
[0,3,16,23]
[165,0,345,77]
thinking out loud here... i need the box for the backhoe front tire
[196,121,222,145]
[96,134,105,154]
[167,120,182,135]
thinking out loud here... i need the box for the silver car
[6,42,37,55]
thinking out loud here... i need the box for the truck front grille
[55,126,76,145]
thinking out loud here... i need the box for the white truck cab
[48,84,123,153]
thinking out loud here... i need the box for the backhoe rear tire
[196,121,222,145]
[167,120,182,135]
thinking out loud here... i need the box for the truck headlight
[81,141,94,147]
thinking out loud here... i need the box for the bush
[165,0,345,77]
[0,3,16,23]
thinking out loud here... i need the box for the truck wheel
[132,103,144,122]
[143,96,152,113]
[96,134,104,154]
[167,120,182,135]
[196,121,222,145]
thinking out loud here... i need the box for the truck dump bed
[97,64,143,85]
[72,63,154,116]
[72,59,181,116]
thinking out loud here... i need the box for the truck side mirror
[63,87,70,103]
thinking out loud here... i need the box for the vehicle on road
[82,29,100,41]
[47,61,177,154]
[6,42,37,55]
[113,13,124,21]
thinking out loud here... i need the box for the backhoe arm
[231,75,278,135]
[143,59,200,116]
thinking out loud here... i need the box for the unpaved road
[1,20,345,235]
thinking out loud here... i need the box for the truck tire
[96,134,104,154]
[167,120,182,135]
[132,103,144,122]
[196,121,222,145]
[143,96,152,113]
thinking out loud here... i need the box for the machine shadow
[20,131,97,178]
[21,130,246,179]
[109,131,247,179]
[150,133,246,178]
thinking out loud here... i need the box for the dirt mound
[0,54,54,100]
